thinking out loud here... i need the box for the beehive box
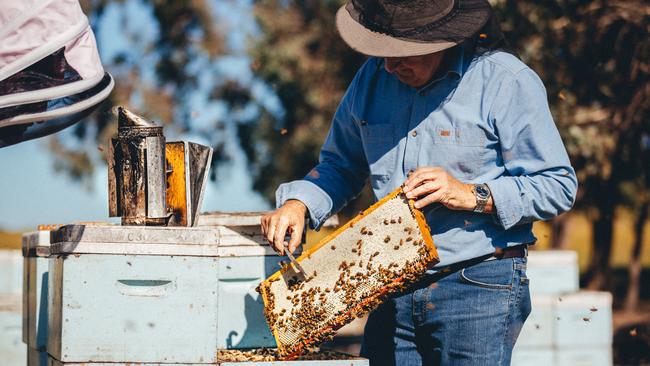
[22,230,52,351]
[0,294,27,366]
[527,250,579,295]
[258,188,438,358]
[556,347,612,366]
[29,346,48,366]
[516,295,554,347]
[554,291,612,347]
[213,223,283,349]
[200,211,338,349]
[47,224,220,364]
[0,249,22,295]
[47,351,369,366]
[510,346,554,366]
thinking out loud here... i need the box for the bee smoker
[108,107,168,225]
[108,107,213,226]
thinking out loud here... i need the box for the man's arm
[262,67,370,253]
[486,68,577,229]
[401,67,576,225]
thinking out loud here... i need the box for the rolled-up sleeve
[486,68,578,230]
[276,68,370,229]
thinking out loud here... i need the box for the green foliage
[55,0,227,184]
[242,0,365,203]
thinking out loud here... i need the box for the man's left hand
[402,167,475,210]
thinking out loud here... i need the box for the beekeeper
[262,0,577,364]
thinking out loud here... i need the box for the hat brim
[336,5,457,57]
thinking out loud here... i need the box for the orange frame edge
[259,186,440,357]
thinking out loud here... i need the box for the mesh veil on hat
[336,0,492,57]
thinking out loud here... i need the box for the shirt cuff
[486,178,523,230]
[275,180,333,230]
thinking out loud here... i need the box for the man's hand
[261,200,307,255]
[402,167,479,211]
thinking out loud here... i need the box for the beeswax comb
[258,187,439,358]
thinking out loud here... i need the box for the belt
[491,244,528,260]
[405,244,529,293]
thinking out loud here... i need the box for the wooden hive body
[259,187,439,358]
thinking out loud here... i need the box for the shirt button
[411,130,418,137]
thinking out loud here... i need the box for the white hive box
[511,346,554,366]
[29,346,48,366]
[527,250,579,295]
[0,249,23,294]
[0,294,27,366]
[554,291,612,347]
[47,355,369,366]
[556,347,612,366]
[47,224,220,364]
[199,211,338,350]
[212,222,282,349]
[22,230,52,351]
[517,295,554,347]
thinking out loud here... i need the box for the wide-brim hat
[336,0,492,57]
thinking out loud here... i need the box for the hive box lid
[22,230,52,257]
[50,224,220,256]
[528,250,578,266]
[200,211,339,228]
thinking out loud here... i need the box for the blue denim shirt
[276,47,578,268]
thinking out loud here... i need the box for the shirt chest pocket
[432,124,486,147]
[360,122,397,182]
[425,122,491,181]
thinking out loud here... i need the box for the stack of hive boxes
[19,214,366,366]
[1,244,25,365]
[21,230,52,366]
[512,250,613,366]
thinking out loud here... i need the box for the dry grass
[0,230,21,250]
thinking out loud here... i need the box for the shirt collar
[417,45,465,93]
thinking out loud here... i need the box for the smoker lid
[51,224,221,257]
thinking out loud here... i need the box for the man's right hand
[261,200,307,255]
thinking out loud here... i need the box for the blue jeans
[360,257,531,366]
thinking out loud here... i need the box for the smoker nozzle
[117,107,158,128]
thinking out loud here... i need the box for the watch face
[476,185,490,199]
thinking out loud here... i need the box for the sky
[0,0,273,231]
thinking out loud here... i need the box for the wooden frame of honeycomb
[258,187,439,358]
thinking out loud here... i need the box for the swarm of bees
[257,188,438,359]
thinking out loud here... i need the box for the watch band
[473,184,491,213]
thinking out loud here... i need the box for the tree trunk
[586,179,617,290]
[550,213,571,249]
[624,201,649,312]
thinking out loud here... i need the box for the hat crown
[351,0,456,33]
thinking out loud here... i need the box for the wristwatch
[473,184,491,213]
